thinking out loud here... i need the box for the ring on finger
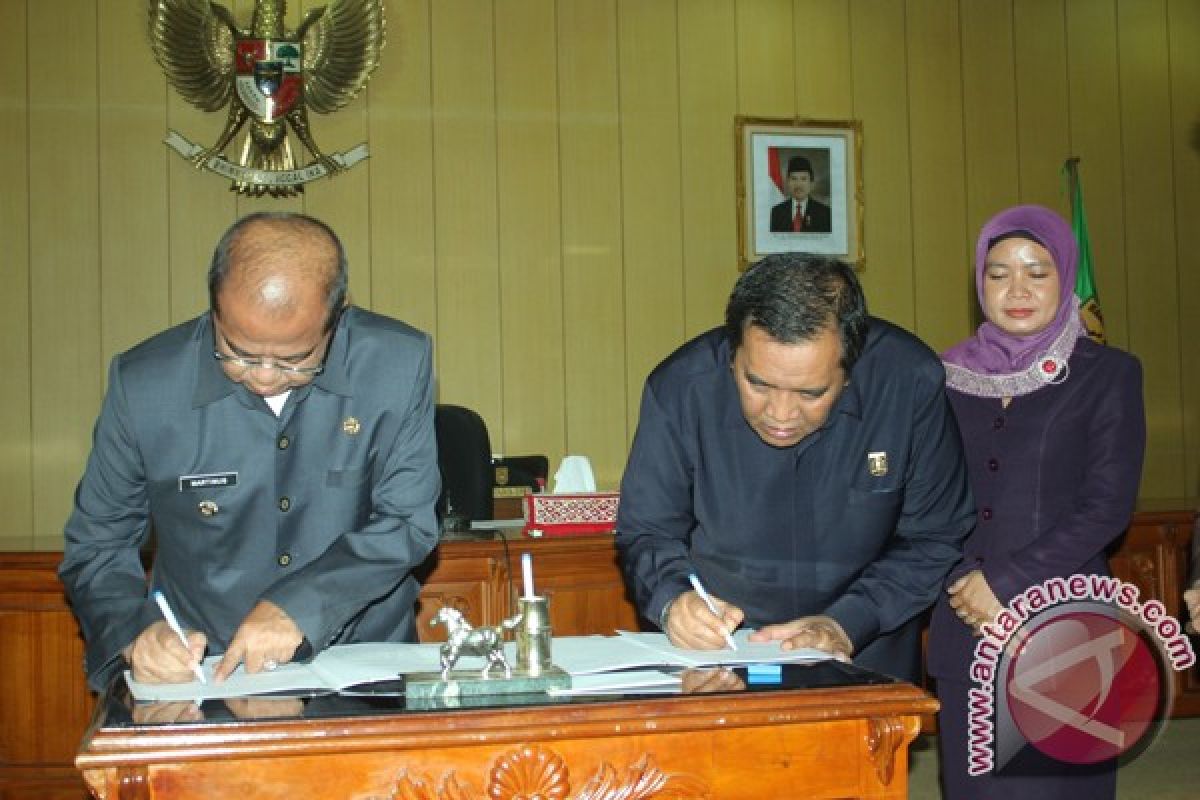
[263,658,279,672]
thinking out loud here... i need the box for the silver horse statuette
[430,606,523,680]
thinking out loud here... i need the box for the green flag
[1063,158,1105,343]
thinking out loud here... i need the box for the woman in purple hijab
[928,205,1146,799]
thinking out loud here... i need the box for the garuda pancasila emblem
[149,0,384,197]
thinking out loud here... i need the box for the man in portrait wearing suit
[770,155,833,233]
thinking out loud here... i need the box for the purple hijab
[943,205,1081,378]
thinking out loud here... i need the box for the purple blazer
[927,338,1145,679]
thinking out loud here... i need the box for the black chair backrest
[434,404,493,523]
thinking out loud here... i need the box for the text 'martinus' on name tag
[178,472,239,491]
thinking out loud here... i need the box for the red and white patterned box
[522,492,620,537]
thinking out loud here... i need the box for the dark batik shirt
[616,319,975,667]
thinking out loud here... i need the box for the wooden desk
[76,664,935,799]
[1107,503,1200,714]
[4,508,1199,798]
[1,535,638,800]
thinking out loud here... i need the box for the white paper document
[547,670,682,696]
[125,642,440,703]
[615,630,831,668]
[126,631,830,703]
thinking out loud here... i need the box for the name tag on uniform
[178,472,238,491]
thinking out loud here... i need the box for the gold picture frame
[735,116,864,271]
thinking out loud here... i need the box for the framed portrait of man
[735,117,864,270]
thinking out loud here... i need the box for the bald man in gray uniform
[60,212,440,690]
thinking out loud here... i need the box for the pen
[688,573,738,650]
[521,552,535,599]
[153,590,207,684]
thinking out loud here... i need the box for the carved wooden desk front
[76,663,935,800]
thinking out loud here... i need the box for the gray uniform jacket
[60,307,441,690]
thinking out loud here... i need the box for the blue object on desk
[746,663,783,684]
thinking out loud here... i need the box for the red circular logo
[1005,612,1161,764]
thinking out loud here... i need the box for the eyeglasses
[213,349,326,378]
[212,322,332,380]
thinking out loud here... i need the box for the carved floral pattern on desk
[387,744,710,799]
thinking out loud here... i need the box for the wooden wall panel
[848,0,912,327]
[791,1,853,119]
[558,0,627,489]
[1118,0,1184,498]
[28,1,101,543]
[1064,0,1129,348]
[5,0,1198,550]
[905,0,969,353]
[617,0,685,450]
[960,2,1020,239]
[1168,0,1200,498]
[735,0,795,117]
[0,0,32,546]
[1013,0,1071,210]
[0,556,94,771]
[495,0,567,461]
[430,1,503,429]
[367,0,436,337]
[99,1,171,360]
[677,1,738,337]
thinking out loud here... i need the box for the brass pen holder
[516,596,552,676]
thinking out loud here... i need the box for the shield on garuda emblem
[234,39,303,123]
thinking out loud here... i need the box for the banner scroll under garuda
[149,0,385,197]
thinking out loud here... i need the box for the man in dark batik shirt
[616,254,974,682]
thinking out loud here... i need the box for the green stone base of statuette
[405,666,570,700]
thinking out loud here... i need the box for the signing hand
[124,620,207,685]
[947,569,1003,633]
[749,615,853,660]
[664,591,744,650]
[1183,585,1200,635]
[213,600,304,682]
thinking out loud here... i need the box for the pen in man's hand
[688,573,738,650]
[153,590,207,684]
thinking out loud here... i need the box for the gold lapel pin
[867,451,888,477]
[342,417,361,435]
